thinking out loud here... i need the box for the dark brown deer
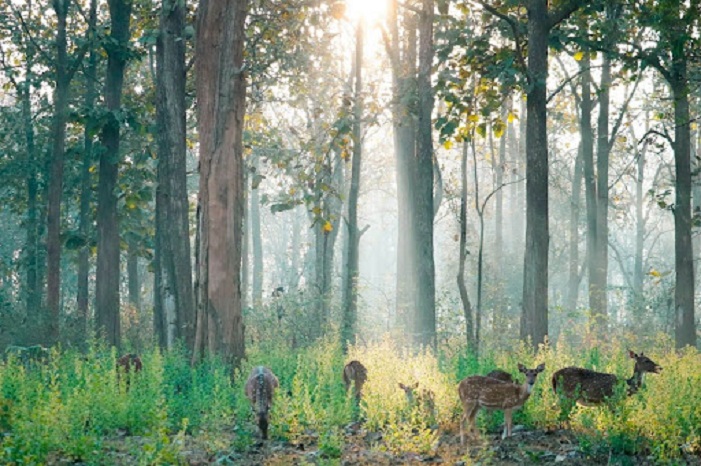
[398,381,436,421]
[486,369,514,383]
[244,366,279,440]
[552,350,661,405]
[116,354,143,390]
[343,360,367,401]
[459,363,545,443]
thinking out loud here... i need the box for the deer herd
[245,350,663,444]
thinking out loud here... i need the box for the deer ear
[413,382,419,389]
[629,350,636,359]
[536,363,545,373]
[518,363,526,373]
[399,383,405,390]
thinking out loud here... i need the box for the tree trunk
[566,145,583,311]
[251,151,263,306]
[632,118,648,300]
[95,0,132,347]
[458,140,476,353]
[342,21,363,350]
[412,0,436,350]
[77,0,98,337]
[592,50,612,328]
[521,0,550,348]
[671,78,695,348]
[127,238,140,312]
[46,0,72,344]
[192,0,248,366]
[154,0,195,350]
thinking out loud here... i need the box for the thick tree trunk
[154,0,195,350]
[672,78,695,348]
[77,0,98,336]
[46,0,71,344]
[342,21,363,350]
[521,0,549,348]
[96,0,132,347]
[193,0,248,366]
[413,0,436,350]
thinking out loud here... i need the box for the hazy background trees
[0,0,698,359]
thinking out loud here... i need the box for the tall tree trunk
[193,0,248,366]
[388,0,418,339]
[592,50,612,328]
[458,140,475,353]
[77,0,98,337]
[413,0,436,350]
[96,0,132,347]
[251,151,263,306]
[240,183,249,309]
[154,0,195,350]
[21,1,40,330]
[632,118,648,301]
[46,0,72,344]
[671,78,695,348]
[342,21,363,350]
[566,145,583,311]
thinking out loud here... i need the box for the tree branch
[547,0,586,29]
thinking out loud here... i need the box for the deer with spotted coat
[245,366,279,440]
[459,363,545,443]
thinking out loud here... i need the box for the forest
[0,0,700,464]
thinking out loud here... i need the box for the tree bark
[412,0,436,350]
[342,21,363,350]
[127,237,140,312]
[458,140,476,353]
[77,0,98,337]
[567,146,583,311]
[193,0,248,366]
[251,151,264,306]
[95,0,132,347]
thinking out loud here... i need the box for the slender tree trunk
[413,0,436,350]
[458,140,475,353]
[241,183,249,309]
[77,0,98,337]
[46,0,72,344]
[96,0,132,347]
[193,0,248,366]
[342,21,363,350]
[632,119,648,300]
[566,146,583,311]
[592,50,611,327]
[251,151,263,306]
[127,238,140,311]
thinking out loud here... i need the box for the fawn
[459,363,545,442]
[244,366,279,440]
[551,350,661,406]
[343,360,367,401]
[399,382,436,422]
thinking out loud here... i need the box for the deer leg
[502,409,512,439]
[467,403,479,437]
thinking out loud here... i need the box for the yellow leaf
[493,120,505,138]
[89,165,96,173]
[323,221,333,233]
[468,114,479,122]
[507,112,517,123]
[573,51,584,62]
[649,269,661,278]
[312,206,322,216]
[443,140,453,150]
[289,187,296,196]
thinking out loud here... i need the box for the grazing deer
[399,382,436,422]
[486,369,514,383]
[343,360,367,401]
[552,350,661,406]
[244,366,279,440]
[459,363,545,442]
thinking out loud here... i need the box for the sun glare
[345,0,388,25]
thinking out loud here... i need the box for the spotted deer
[244,366,279,440]
[486,369,514,383]
[116,354,143,390]
[343,360,367,401]
[398,382,436,422]
[459,363,545,443]
[552,350,661,406]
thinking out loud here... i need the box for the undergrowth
[0,331,699,464]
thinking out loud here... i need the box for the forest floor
[57,422,701,465]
